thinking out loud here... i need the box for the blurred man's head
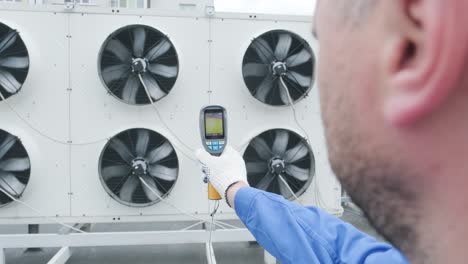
[314,0,468,262]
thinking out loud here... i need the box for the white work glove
[195,146,249,199]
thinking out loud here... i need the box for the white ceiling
[214,0,316,15]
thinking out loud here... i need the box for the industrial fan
[0,22,30,101]
[99,25,179,105]
[242,30,314,106]
[99,128,179,207]
[0,129,31,206]
[243,129,314,199]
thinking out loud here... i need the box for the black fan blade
[250,137,273,161]
[121,75,140,104]
[0,171,25,196]
[109,138,134,163]
[252,38,275,64]
[285,165,310,181]
[148,64,177,78]
[145,39,171,62]
[272,130,289,155]
[141,73,166,101]
[148,165,177,181]
[136,129,150,157]
[101,64,130,84]
[243,63,268,78]
[0,57,29,69]
[246,161,268,174]
[255,75,275,103]
[285,48,312,67]
[102,165,130,181]
[146,141,174,164]
[274,33,292,61]
[0,31,17,55]
[256,172,275,191]
[133,27,146,58]
[0,135,16,160]
[286,71,312,87]
[105,39,132,62]
[119,176,139,203]
[0,158,30,172]
[284,143,309,163]
[0,70,21,94]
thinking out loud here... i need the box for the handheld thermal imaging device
[200,106,227,200]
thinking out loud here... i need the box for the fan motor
[271,61,288,77]
[270,157,286,175]
[131,58,148,74]
[131,158,148,176]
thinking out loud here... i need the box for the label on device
[204,110,224,139]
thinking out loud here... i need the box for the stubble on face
[322,83,422,257]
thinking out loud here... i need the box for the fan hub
[269,157,286,175]
[131,58,148,74]
[131,158,148,176]
[271,61,288,76]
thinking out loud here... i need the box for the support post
[47,247,73,264]
[25,224,41,252]
[264,250,276,264]
[0,248,5,264]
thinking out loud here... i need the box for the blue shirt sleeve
[234,187,408,264]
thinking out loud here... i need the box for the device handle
[208,183,222,200]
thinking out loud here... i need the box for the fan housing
[0,129,31,207]
[0,22,30,101]
[243,129,315,200]
[98,24,179,105]
[99,128,179,207]
[242,30,315,106]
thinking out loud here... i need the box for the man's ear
[382,0,468,126]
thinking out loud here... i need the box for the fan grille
[99,128,179,207]
[0,22,30,101]
[242,30,315,106]
[0,129,31,206]
[99,25,179,105]
[243,129,314,199]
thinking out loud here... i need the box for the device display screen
[204,111,224,139]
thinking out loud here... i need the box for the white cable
[0,188,86,234]
[137,74,198,163]
[279,77,311,143]
[279,77,334,211]
[208,200,219,264]
[278,174,303,206]
[0,91,109,146]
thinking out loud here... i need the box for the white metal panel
[68,13,212,219]
[0,7,341,225]
[0,11,71,221]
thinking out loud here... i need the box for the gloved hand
[195,146,249,199]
